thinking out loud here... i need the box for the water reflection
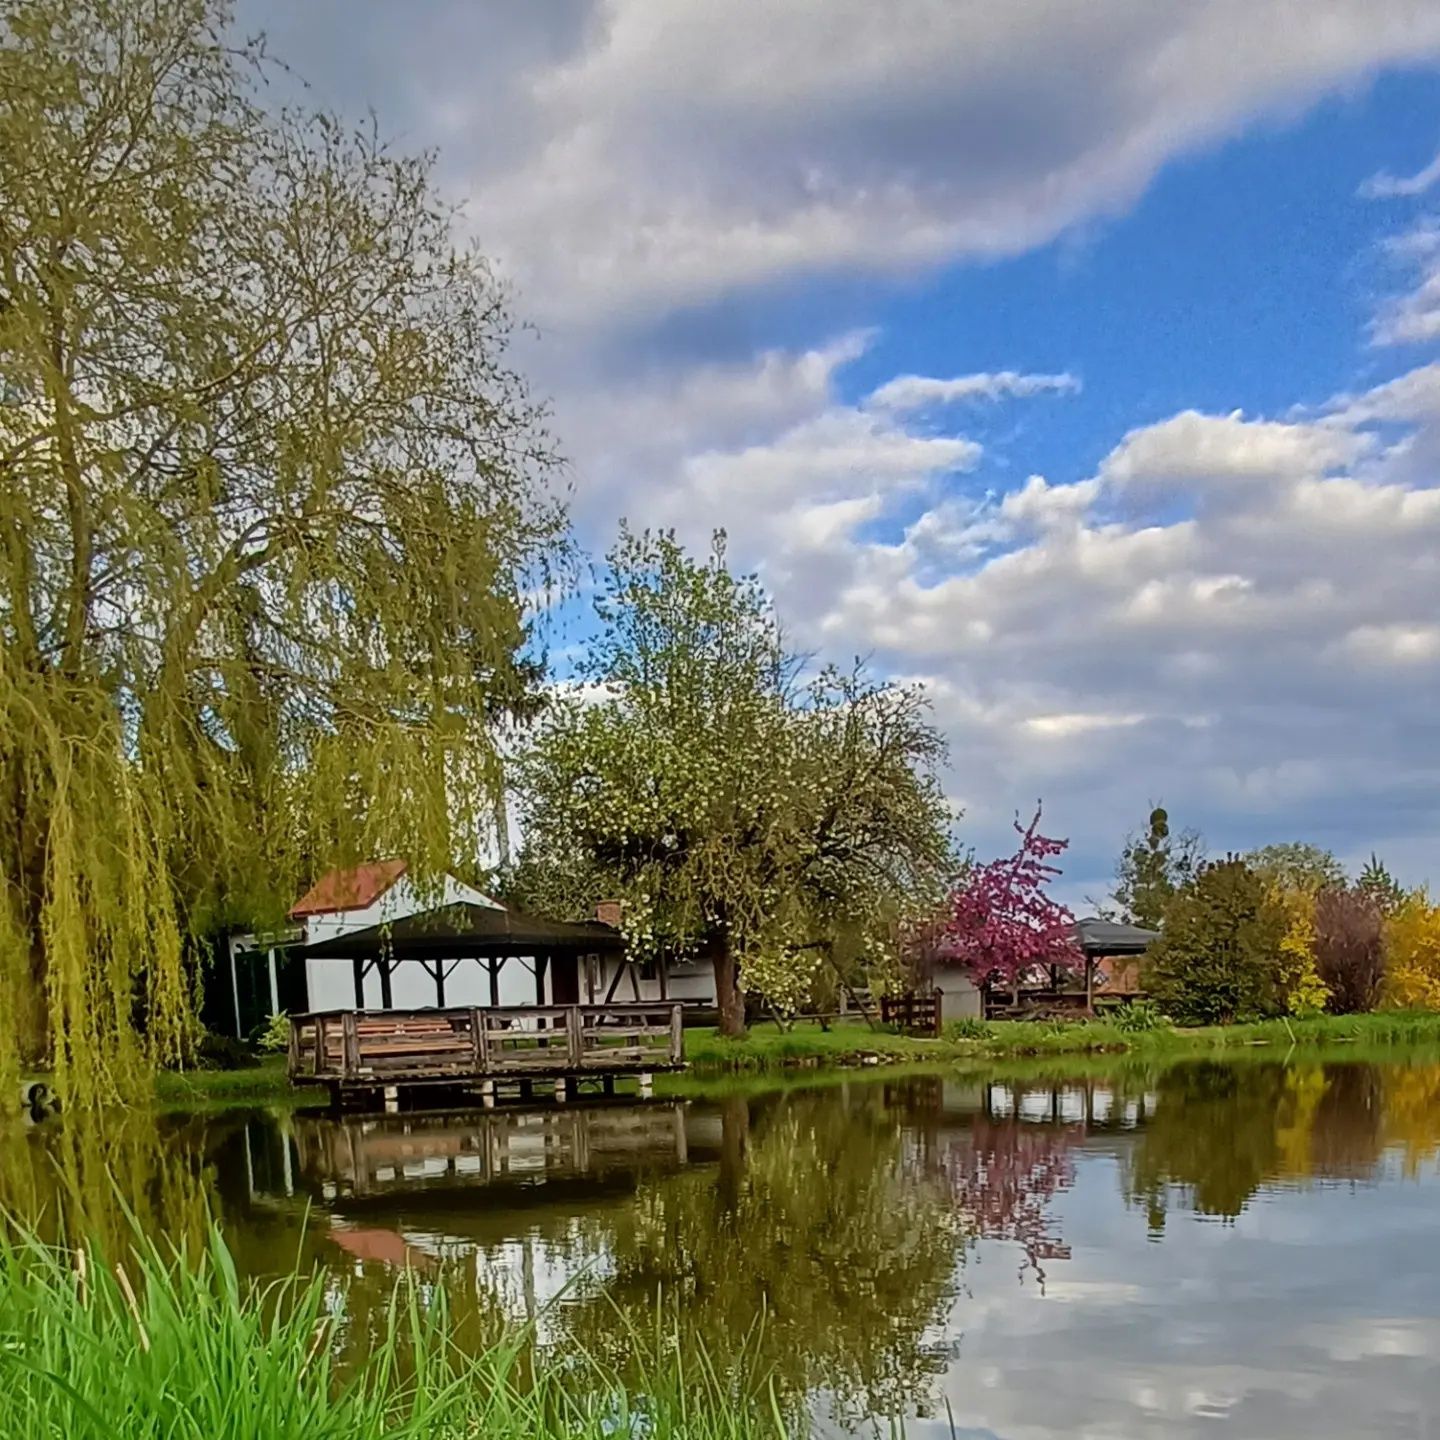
[4,1055,1440,1435]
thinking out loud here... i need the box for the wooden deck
[288,1002,684,1105]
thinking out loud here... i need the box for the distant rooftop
[1074,916,1159,955]
[289,859,408,918]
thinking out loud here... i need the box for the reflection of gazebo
[303,901,629,1010]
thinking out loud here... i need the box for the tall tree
[1358,853,1405,916]
[513,529,955,1035]
[1110,805,1204,929]
[1244,843,1346,894]
[1144,857,1286,1025]
[1312,888,1385,1015]
[0,0,565,1101]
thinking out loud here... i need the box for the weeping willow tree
[0,0,567,1103]
[511,529,956,1034]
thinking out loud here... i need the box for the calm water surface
[6,1056,1440,1436]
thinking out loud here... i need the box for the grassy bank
[0,1223,787,1440]
[682,1010,1440,1072]
[153,1055,299,1109]
[130,1010,1440,1110]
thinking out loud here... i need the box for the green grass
[680,1010,1440,1074]
[153,1055,301,1109]
[61,1009,1440,1115]
[0,1220,791,1440]
[959,1008,1440,1058]
[684,1020,947,1072]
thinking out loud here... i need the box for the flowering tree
[513,529,956,1034]
[928,805,1080,1000]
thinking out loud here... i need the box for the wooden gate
[879,989,943,1037]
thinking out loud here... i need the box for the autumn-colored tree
[1312,888,1386,1014]
[0,0,565,1101]
[1271,885,1329,1015]
[1110,805,1204,929]
[513,530,955,1035]
[1144,857,1285,1024]
[1382,891,1440,1010]
[926,805,1080,1001]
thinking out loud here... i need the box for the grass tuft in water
[0,1219,791,1439]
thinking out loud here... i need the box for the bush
[1314,889,1385,1014]
[1110,999,1168,1033]
[1383,892,1440,1009]
[1145,857,1285,1025]
[253,1011,291,1055]
[192,1032,259,1071]
[945,1017,990,1041]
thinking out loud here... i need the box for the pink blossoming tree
[930,803,1081,1002]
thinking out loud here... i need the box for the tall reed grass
[0,1220,790,1439]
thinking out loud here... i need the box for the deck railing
[287,1002,684,1085]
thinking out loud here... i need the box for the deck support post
[602,1074,615,1097]
[554,1077,569,1102]
[480,1079,495,1110]
[383,1085,399,1114]
[638,1072,653,1098]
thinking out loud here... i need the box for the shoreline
[140,1010,1440,1109]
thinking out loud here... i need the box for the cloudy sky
[241,1,1440,904]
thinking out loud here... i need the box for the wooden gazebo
[302,901,628,1010]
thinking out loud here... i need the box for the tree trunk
[717,1094,750,1215]
[711,936,745,1038]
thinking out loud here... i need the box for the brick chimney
[595,899,622,928]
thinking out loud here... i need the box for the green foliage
[1111,805,1204,929]
[945,1016,992,1040]
[0,1219,792,1440]
[514,529,956,1033]
[0,0,565,1103]
[252,1012,290,1056]
[1244,842,1346,894]
[1359,853,1406,917]
[1144,858,1287,1025]
[1110,999,1168,1033]
[193,1031,259,1071]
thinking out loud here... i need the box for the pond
[6,1054,1440,1436]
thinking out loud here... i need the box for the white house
[224,860,538,1037]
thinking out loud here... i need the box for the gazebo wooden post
[1084,953,1094,1014]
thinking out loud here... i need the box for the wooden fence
[879,988,943,1037]
[288,1002,684,1090]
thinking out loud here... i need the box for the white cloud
[692,362,1440,893]
[245,1,1440,331]
[868,370,1080,411]
[231,0,1440,890]
[1372,222,1440,347]
[1360,149,1440,199]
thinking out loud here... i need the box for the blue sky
[243,1,1440,903]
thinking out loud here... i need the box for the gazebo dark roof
[1073,916,1159,956]
[303,902,624,961]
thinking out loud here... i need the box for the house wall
[301,875,512,1011]
[933,967,983,1020]
[587,955,717,1005]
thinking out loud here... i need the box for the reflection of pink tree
[926,804,1081,1001]
[940,1111,1078,1287]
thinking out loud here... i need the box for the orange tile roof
[289,859,408,918]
